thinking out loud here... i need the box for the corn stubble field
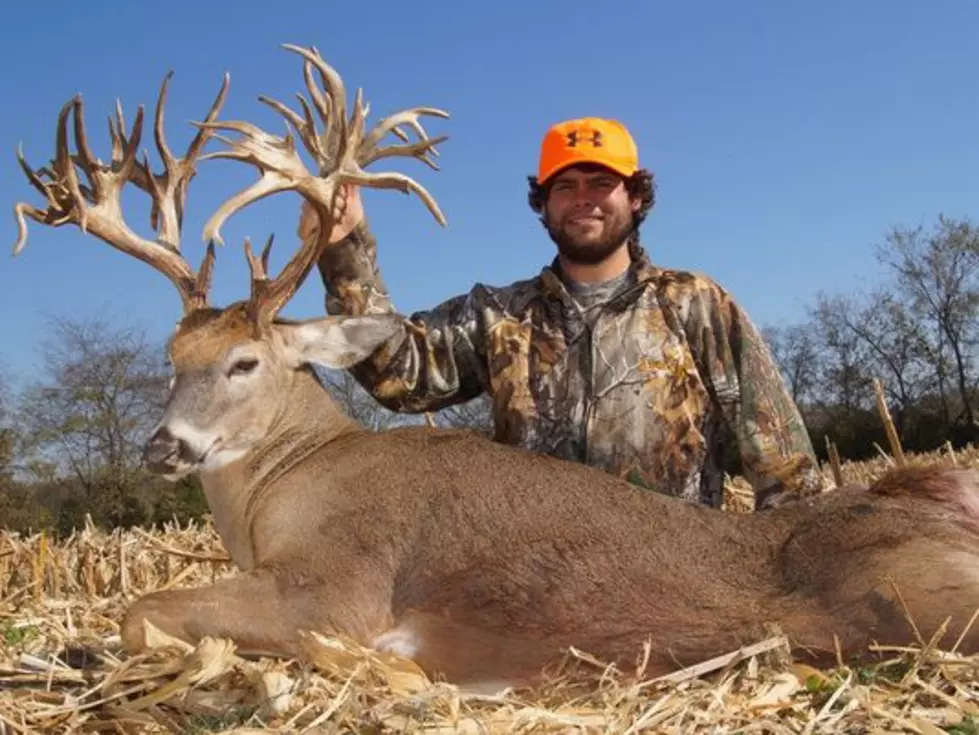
[2,449,979,734]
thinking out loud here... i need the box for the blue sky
[2,1,978,385]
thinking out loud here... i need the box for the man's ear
[278,314,403,369]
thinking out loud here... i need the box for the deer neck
[249,365,360,485]
[198,366,362,569]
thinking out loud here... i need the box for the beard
[544,210,636,265]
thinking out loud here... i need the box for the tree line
[763,214,979,461]
[1,215,976,536]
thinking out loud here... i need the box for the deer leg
[371,610,576,692]
[120,565,384,658]
[779,540,979,665]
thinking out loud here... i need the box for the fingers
[331,184,363,230]
[296,184,363,247]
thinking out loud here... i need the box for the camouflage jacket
[316,220,822,509]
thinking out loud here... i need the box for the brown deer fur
[120,307,979,691]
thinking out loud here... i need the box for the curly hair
[527,167,657,239]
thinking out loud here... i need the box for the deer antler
[12,73,229,313]
[197,43,449,327]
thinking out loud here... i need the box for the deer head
[14,44,448,480]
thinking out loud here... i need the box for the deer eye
[227,358,259,377]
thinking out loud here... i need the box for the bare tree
[876,215,979,429]
[812,290,930,438]
[17,316,169,514]
[0,366,17,482]
[762,323,820,406]
[318,368,495,436]
[809,295,875,416]
[317,369,406,432]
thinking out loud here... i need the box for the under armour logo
[566,129,603,148]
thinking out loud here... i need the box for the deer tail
[869,465,979,526]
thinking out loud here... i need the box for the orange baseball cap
[537,117,639,185]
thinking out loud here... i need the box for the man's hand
[298,184,364,246]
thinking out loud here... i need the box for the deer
[13,43,979,695]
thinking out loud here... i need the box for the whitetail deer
[13,44,979,693]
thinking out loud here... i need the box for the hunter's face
[543,164,640,265]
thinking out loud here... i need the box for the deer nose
[143,426,190,472]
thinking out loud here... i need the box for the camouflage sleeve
[315,218,489,413]
[681,277,824,508]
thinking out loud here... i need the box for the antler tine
[246,44,349,173]
[349,87,367,147]
[246,187,350,327]
[344,170,447,226]
[55,98,92,233]
[363,133,449,172]
[293,93,324,160]
[189,241,217,311]
[257,94,306,134]
[301,58,334,133]
[196,117,306,246]
[153,71,179,174]
[343,102,449,230]
[186,44,449,327]
[359,108,449,160]
[13,202,52,256]
[109,101,126,165]
[243,234,277,313]
[260,232,274,272]
[184,72,231,166]
[16,144,59,208]
[144,70,231,249]
[243,235,271,278]
[110,99,146,185]
[283,44,346,132]
[72,99,104,201]
[256,94,326,164]
[13,87,212,314]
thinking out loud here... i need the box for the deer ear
[279,314,403,369]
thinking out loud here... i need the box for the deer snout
[143,426,195,474]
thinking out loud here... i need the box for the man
[311,117,822,509]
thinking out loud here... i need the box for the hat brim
[538,154,637,185]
